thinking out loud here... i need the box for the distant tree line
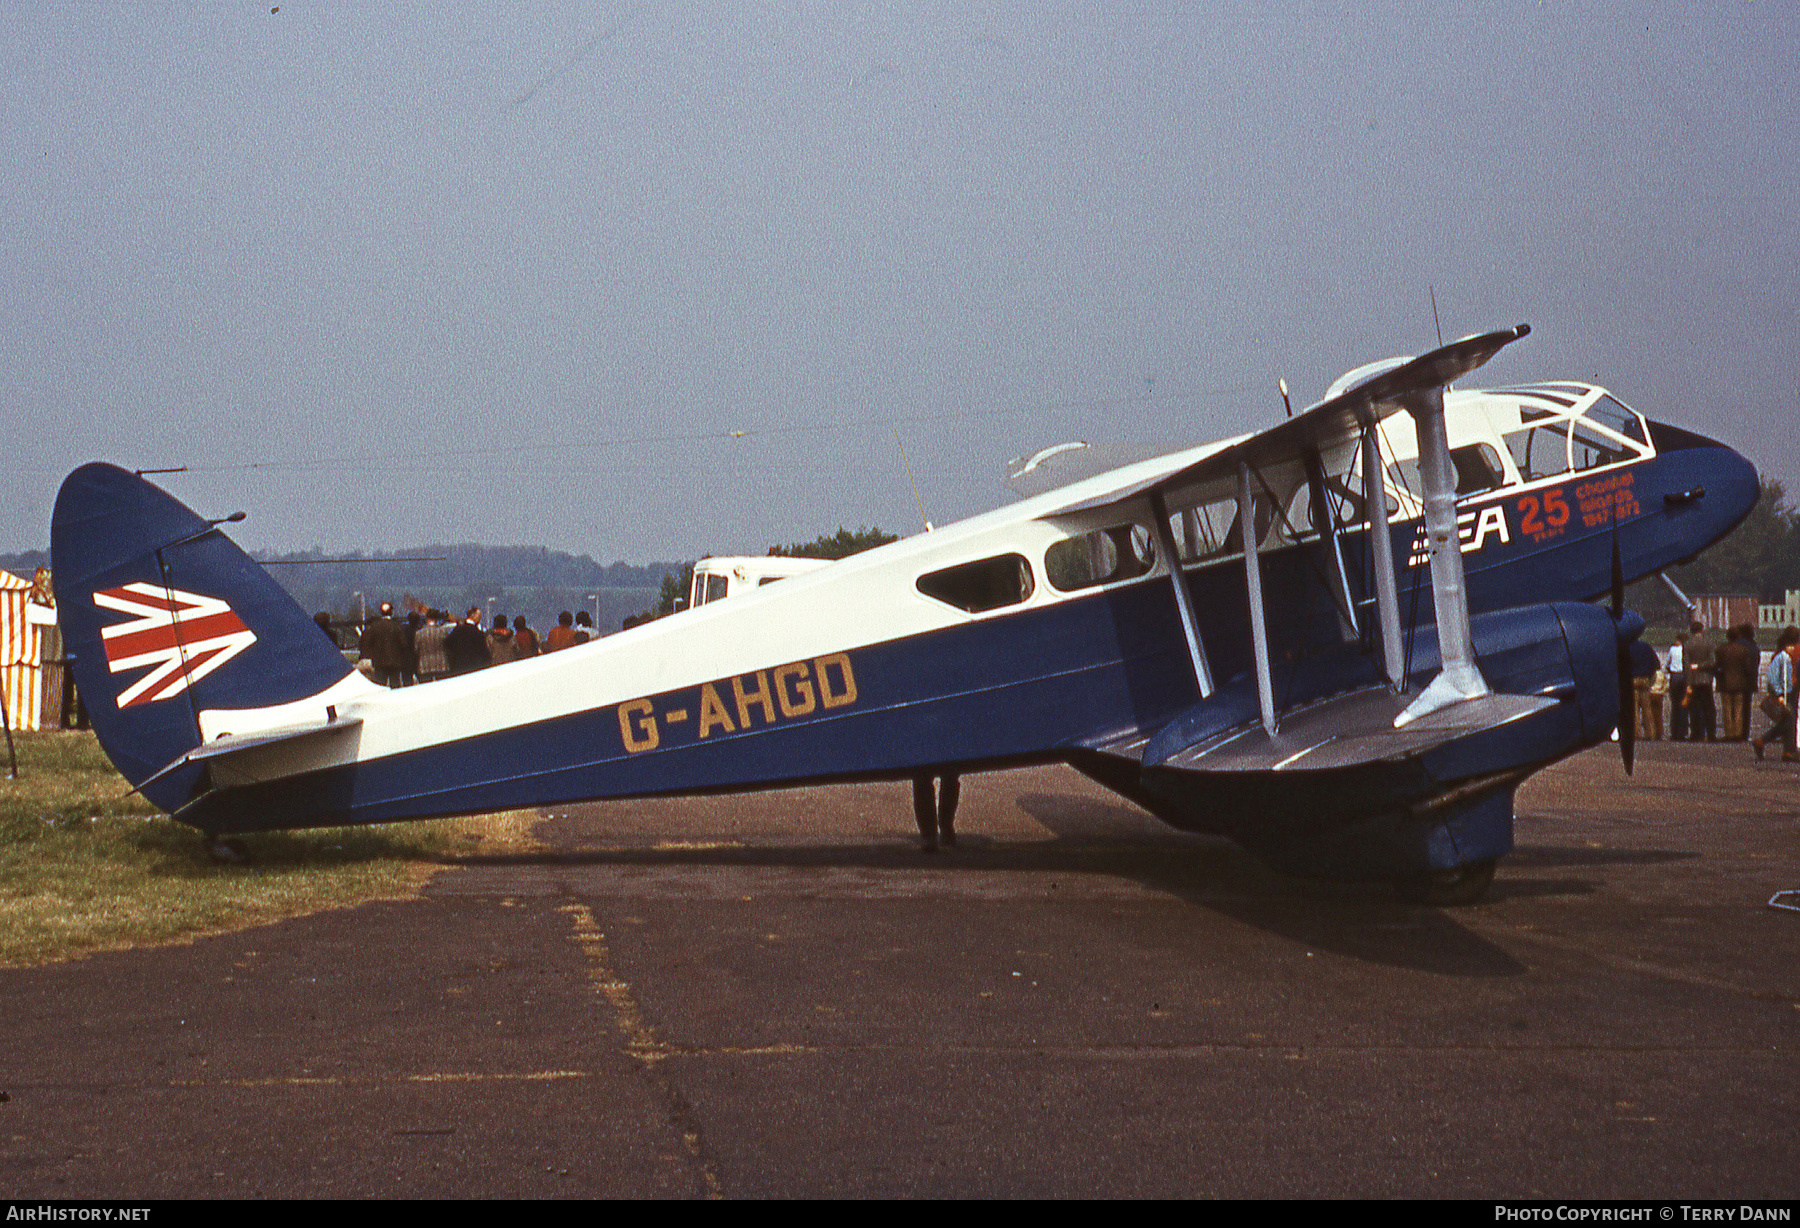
[1,530,907,634]
[768,526,899,560]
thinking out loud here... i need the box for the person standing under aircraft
[512,616,540,658]
[912,772,960,853]
[445,606,491,675]
[573,609,594,644]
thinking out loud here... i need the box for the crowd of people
[1630,620,1800,761]
[334,603,598,687]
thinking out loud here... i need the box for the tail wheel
[1398,858,1498,907]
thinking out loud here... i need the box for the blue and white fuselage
[50,329,1758,899]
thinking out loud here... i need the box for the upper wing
[1031,325,1531,517]
[1002,441,1224,501]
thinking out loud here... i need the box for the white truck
[686,556,832,610]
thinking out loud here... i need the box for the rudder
[51,464,354,810]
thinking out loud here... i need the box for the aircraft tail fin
[50,464,355,810]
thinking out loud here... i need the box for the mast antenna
[895,429,932,531]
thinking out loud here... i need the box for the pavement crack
[557,898,723,1199]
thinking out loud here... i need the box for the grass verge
[0,730,542,968]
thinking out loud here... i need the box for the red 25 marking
[1517,487,1569,536]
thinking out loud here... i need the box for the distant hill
[0,545,691,639]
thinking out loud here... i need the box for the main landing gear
[1397,858,1498,907]
[913,772,959,853]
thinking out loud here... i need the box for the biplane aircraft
[51,325,1757,903]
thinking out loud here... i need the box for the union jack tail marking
[95,583,258,708]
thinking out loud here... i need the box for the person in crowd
[488,614,518,665]
[1667,632,1688,741]
[545,610,579,652]
[1684,621,1717,742]
[445,606,491,675]
[358,601,409,688]
[573,609,593,645]
[1754,627,1800,762]
[512,615,540,657]
[1715,624,1759,742]
[1630,635,1663,741]
[414,609,450,683]
[400,610,422,686]
[314,611,337,645]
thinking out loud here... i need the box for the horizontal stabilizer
[186,714,364,762]
[128,714,364,799]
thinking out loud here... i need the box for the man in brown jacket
[358,601,409,688]
[1684,621,1717,742]
[1715,624,1760,742]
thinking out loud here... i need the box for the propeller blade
[1611,509,1634,775]
[1610,504,1625,617]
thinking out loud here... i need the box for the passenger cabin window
[704,573,730,605]
[1166,495,1275,563]
[916,554,1035,613]
[1046,524,1155,592]
[1387,443,1507,500]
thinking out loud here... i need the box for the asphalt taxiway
[2,741,1796,1197]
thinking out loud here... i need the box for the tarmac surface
[2,740,1797,1199]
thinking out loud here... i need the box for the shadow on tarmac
[468,790,1588,977]
[1014,791,1530,977]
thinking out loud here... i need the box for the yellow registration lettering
[696,682,736,738]
[618,698,660,753]
[773,661,816,718]
[732,671,778,728]
[815,652,858,709]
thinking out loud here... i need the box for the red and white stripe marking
[95,583,257,708]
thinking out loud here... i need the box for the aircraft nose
[1643,419,1761,558]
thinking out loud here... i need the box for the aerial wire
[158,383,1265,477]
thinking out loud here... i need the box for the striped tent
[1,568,53,732]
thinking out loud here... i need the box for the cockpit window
[1570,421,1633,472]
[1045,524,1156,591]
[1585,395,1648,446]
[1505,424,1571,482]
[917,554,1035,613]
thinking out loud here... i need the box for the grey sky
[4,2,1795,562]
